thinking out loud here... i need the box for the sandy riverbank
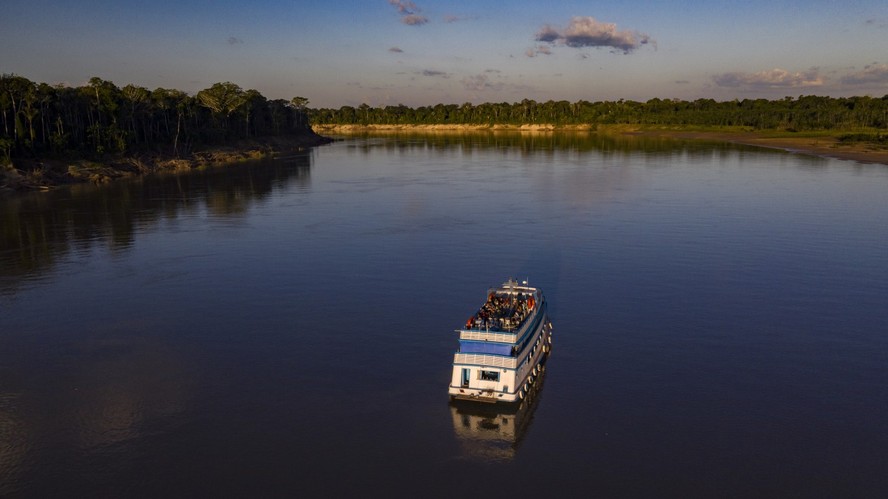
[314,124,888,166]
[312,123,593,132]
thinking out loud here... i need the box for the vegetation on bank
[1,74,330,191]
[837,132,888,144]
[4,72,888,190]
[310,95,888,131]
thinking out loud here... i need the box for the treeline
[310,96,888,130]
[1,74,313,162]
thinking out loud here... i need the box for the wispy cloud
[525,45,552,58]
[227,37,243,45]
[712,68,824,89]
[864,17,888,29]
[389,0,416,14]
[389,47,404,53]
[535,17,654,54]
[462,74,504,91]
[461,73,535,95]
[840,63,888,85]
[389,0,429,25]
[419,69,449,78]
[443,14,473,23]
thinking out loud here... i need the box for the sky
[2,0,887,108]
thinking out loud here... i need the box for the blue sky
[2,0,887,107]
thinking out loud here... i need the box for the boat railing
[458,330,518,343]
[454,353,518,369]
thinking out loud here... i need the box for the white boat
[450,362,548,461]
[448,278,553,403]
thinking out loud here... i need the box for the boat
[448,278,553,403]
[449,362,548,461]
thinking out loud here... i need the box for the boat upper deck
[460,279,541,337]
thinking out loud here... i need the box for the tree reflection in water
[0,153,313,293]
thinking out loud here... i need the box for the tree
[197,82,246,120]
[291,96,309,127]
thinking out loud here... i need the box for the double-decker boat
[448,278,553,403]
[449,363,548,461]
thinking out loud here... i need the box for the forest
[0,74,313,163]
[310,95,888,131]
[4,73,888,166]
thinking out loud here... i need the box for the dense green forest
[4,72,887,166]
[0,74,313,163]
[310,95,888,130]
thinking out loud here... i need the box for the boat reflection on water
[449,364,548,462]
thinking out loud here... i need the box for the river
[1,132,887,497]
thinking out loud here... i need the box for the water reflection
[0,333,192,497]
[0,152,313,293]
[332,129,758,159]
[450,364,548,462]
[0,392,27,496]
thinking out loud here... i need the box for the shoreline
[1,132,333,193]
[4,125,885,193]
[628,130,888,166]
[314,124,888,166]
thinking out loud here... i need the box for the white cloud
[525,45,552,58]
[535,17,654,54]
[389,0,428,25]
[462,74,504,91]
[840,63,888,85]
[713,68,824,88]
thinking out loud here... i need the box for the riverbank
[313,123,591,132]
[627,129,888,166]
[314,124,888,166]
[1,132,333,193]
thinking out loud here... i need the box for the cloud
[712,68,824,88]
[443,14,472,23]
[389,0,416,14]
[462,74,505,91]
[419,69,449,78]
[535,17,654,54]
[535,25,560,43]
[389,0,429,25]
[525,45,553,58]
[840,63,888,85]
[227,37,243,45]
[402,14,429,25]
[389,47,404,53]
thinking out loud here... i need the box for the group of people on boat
[465,292,536,331]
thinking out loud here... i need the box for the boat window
[480,370,500,382]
